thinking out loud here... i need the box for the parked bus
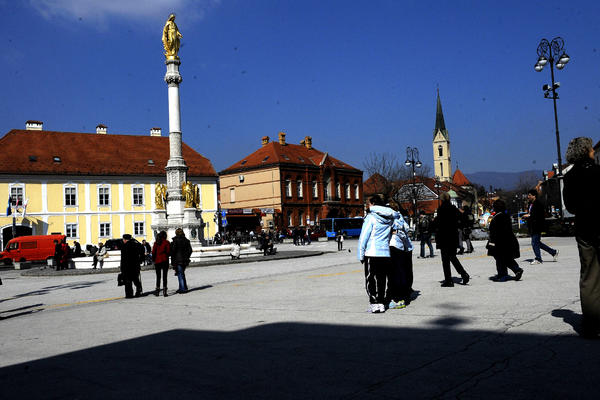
[319,217,363,238]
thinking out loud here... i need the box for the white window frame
[297,180,303,198]
[132,186,144,206]
[345,183,350,199]
[354,184,359,200]
[336,182,341,199]
[65,223,78,238]
[134,221,145,236]
[312,181,318,198]
[99,222,111,238]
[287,211,293,227]
[98,185,111,207]
[64,184,78,207]
[230,187,236,203]
[298,210,304,226]
[9,184,24,206]
[285,179,292,197]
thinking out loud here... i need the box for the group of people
[53,237,71,270]
[415,205,473,260]
[119,228,193,299]
[358,195,415,313]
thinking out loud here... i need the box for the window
[98,186,110,206]
[336,183,341,199]
[440,162,444,177]
[10,186,24,206]
[287,211,293,226]
[134,221,145,236]
[299,210,304,226]
[312,181,318,198]
[438,145,443,157]
[65,186,77,206]
[230,188,236,203]
[285,179,292,197]
[345,183,350,199]
[99,223,111,237]
[324,179,330,200]
[133,187,144,206]
[297,180,303,198]
[354,184,359,200]
[66,223,78,238]
[313,210,319,225]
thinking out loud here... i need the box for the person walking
[524,189,558,264]
[93,242,107,269]
[59,237,70,270]
[171,228,192,294]
[461,206,474,253]
[487,200,523,282]
[417,211,434,258]
[387,209,414,309]
[152,231,170,297]
[432,192,470,287]
[336,230,344,251]
[120,234,143,298]
[563,137,600,338]
[358,195,396,313]
[142,239,152,266]
[53,239,62,271]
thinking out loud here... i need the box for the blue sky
[2,0,599,175]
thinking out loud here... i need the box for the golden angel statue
[182,181,195,208]
[194,184,200,209]
[162,13,183,60]
[155,183,167,209]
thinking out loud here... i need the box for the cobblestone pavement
[1,237,599,399]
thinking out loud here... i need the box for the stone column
[164,59,188,222]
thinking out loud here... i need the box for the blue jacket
[358,205,397,261]
[390,214,413,252]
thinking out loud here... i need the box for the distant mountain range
[465,170,544,191]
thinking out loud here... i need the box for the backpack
[419,216,430,232]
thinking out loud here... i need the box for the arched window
[297,178,303,198]
[285,179,292,197]
[345,183,351,199]
[440,162,444,177]
[438,145,443,157]
[312,181,318,198]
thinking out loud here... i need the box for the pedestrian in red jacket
[152,231,171,297]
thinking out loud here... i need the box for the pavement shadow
[0,303,44,320]
[0,280,108,303]
[1,322,599,399]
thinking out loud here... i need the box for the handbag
[485,240,495,257]
[117,273,124,286]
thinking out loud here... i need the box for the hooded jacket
[390,213,413,252]
[358,205,397,261]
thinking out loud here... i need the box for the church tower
[432,90,452,182]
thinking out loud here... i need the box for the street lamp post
[405,147,422,226]
[433,176,442,207]
[534,37,570,177]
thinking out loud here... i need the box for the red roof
[0,129,217,177]
[363,173,388,196]
[219,140,360,174]
[452,168,471,186]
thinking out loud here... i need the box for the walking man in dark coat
[432,192,470,287]
[120,234,143,298]
[524,189,558,265]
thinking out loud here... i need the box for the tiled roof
[219,140,361,174]
[0,129,217,177]
[452,168,471,186]
[363,173,388,196]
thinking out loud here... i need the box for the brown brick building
[219,133,364,231]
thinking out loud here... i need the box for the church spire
[434,88,446,135]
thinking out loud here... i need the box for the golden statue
[155,183,167,209]
[194,184,200,209]
[162,13,182,60]
[182,181,195,208]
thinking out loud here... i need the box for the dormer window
[262,156,270,162]
[29,155,37,162]
[148,159,155,166]
[53,156,61,163]
[241,160,247,165]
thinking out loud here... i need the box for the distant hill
[465,170,543,191]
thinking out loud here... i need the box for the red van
[1,234,66,264]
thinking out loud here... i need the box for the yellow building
[0,122,218,249]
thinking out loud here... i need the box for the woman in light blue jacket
[387,208,414,309]
[358,195,397,313]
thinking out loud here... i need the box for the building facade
[0,122,218,249]
[219,133,364,231]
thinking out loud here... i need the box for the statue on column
[155,183,167,209]
[162,13,182,60]
[183,181,195,208]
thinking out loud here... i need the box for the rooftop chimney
[278,131,286,145]
[96,124,107,134]
[304,136,312,149]
[25,120,43,130]
[262,136,270,147]
[150,127,162,137]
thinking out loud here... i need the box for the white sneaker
[369,304,381,313]
[553,249,559,262]
[530,259,542,265]
[377,304,386,313]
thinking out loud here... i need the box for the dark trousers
[337,240,343,251]
[420,237,434,257]
[493,255,522,277]
[458,230,465,252]
[531,233,556,261]
[388,248,413,303]
[124,273,142,298]
[364,256,390,304]
[440,247,468,283]
[154,262,169,289]
[577,238,600,333]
